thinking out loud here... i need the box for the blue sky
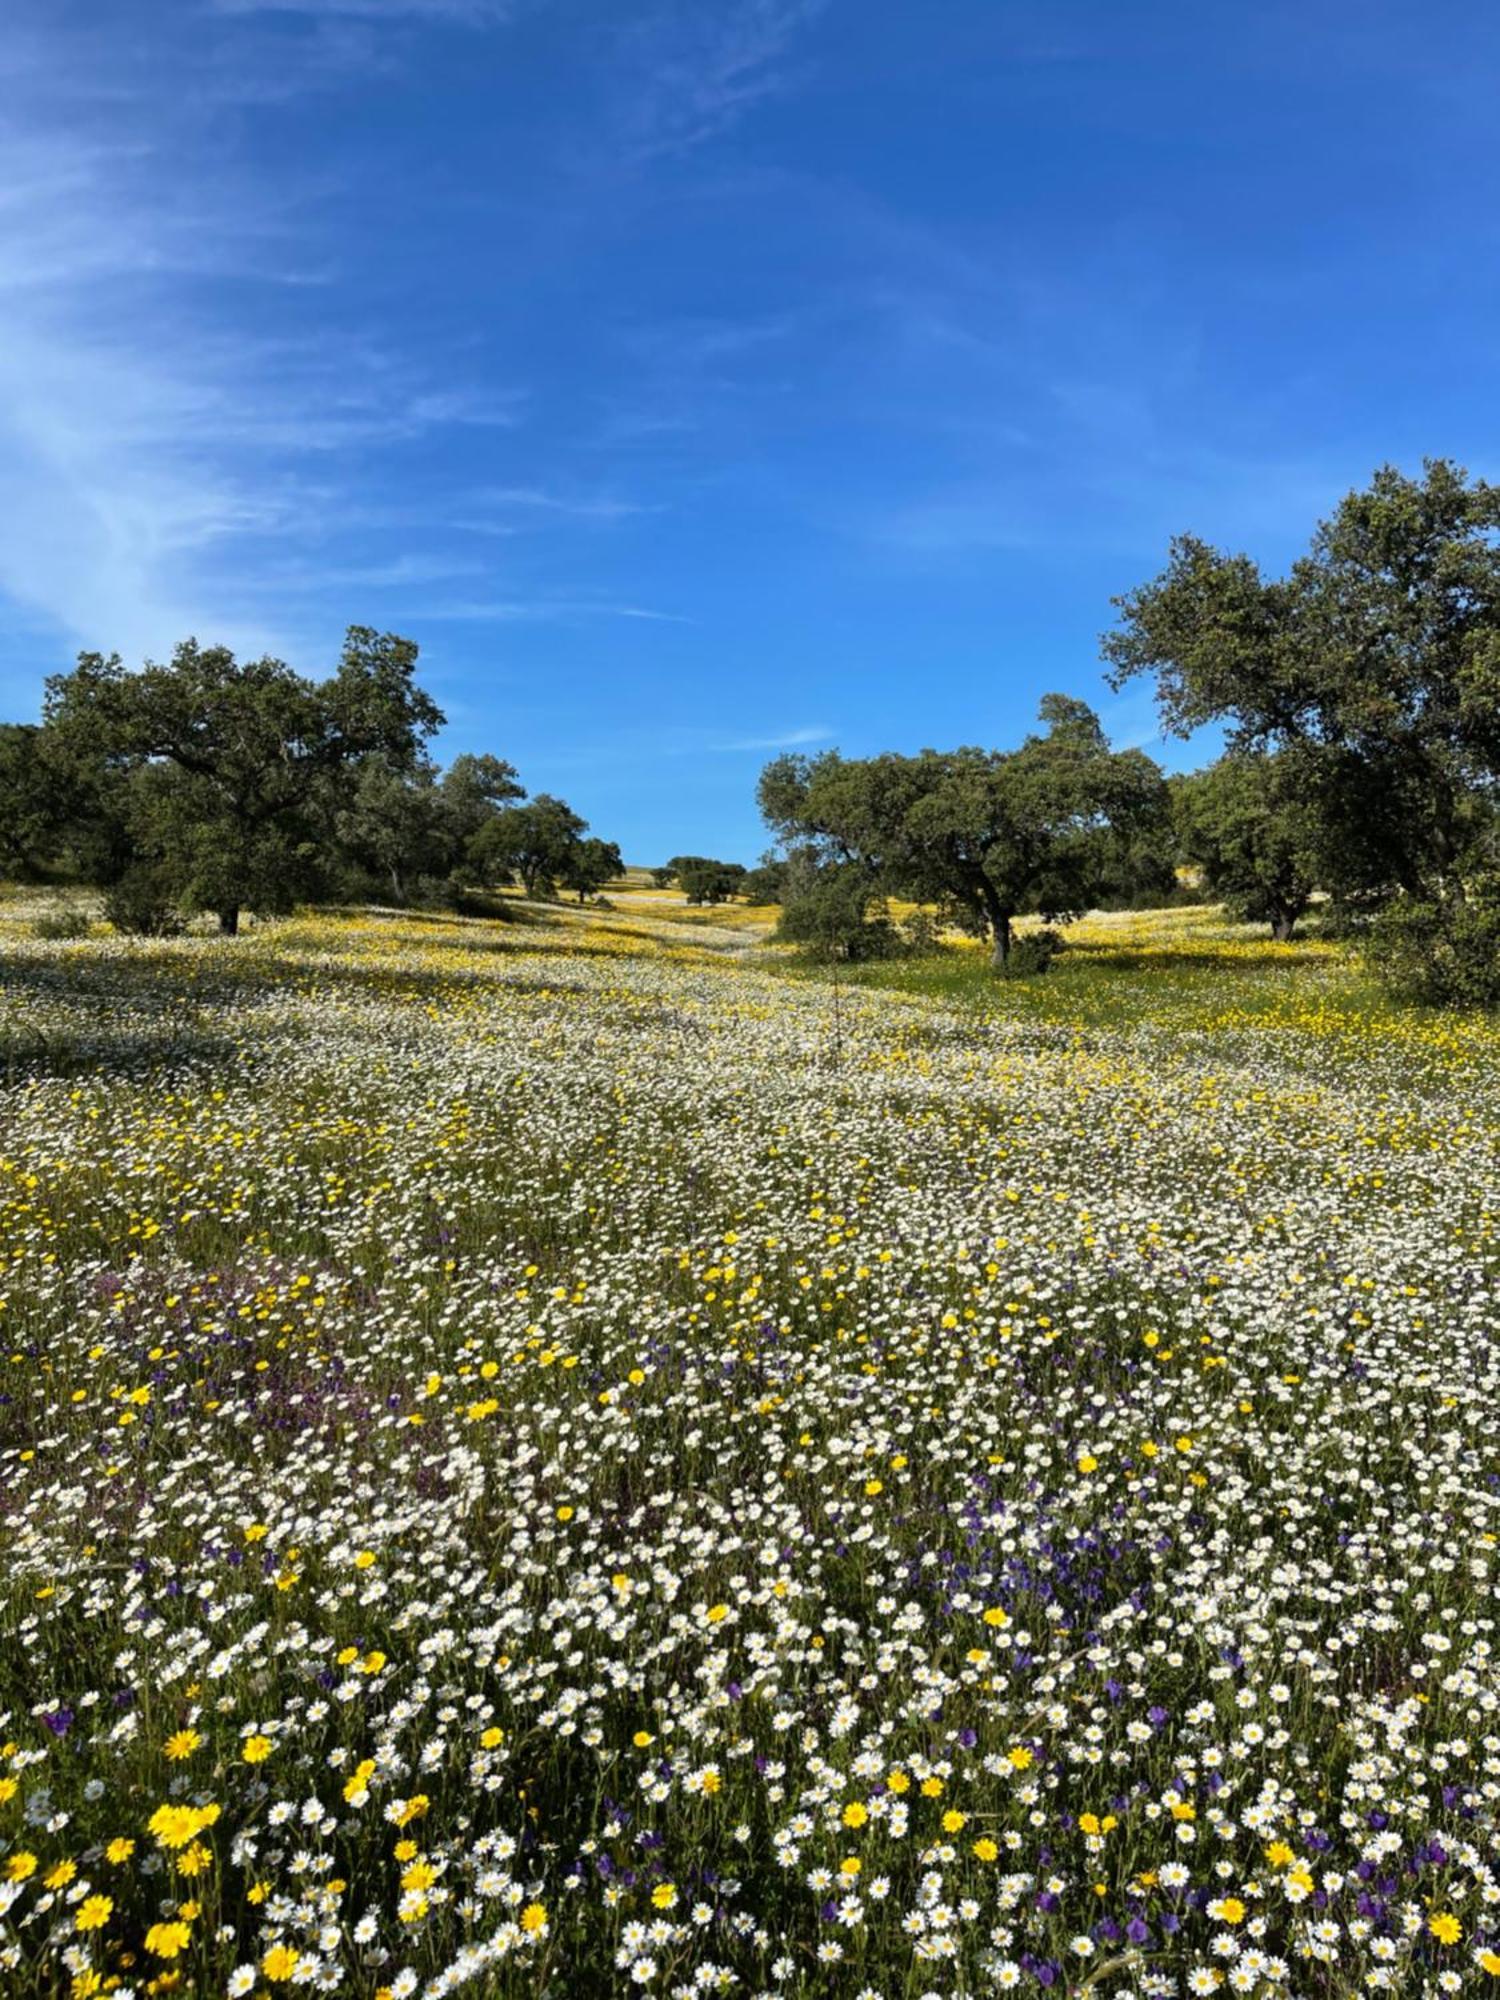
[4,0,1499,862]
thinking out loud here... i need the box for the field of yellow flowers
[2,901,1499,1999]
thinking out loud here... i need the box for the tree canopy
[1172,752,1323,941]
[470,795,590,900]
[0,725,72,880]
[1103,459,1500,902]
[12,626,624,931]
[335,750,528,904]
[44,627,444,932]
[668,856,748,904]
[560,836,625,903]
[759,696,1167,966]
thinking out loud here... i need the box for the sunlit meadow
[2,896,1499,1999]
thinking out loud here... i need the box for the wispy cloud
[708,724,831,752]
[515,719,832,772]
[623,312,806,368]
[615,0,829,161]
[461,485,655,525]
[263,551,497,590]
[0,27,528,669]
[420,598,690,624]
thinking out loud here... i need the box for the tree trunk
[218,906,240,937]
[980,890,1013,968]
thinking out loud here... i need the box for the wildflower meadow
[2,899,1499,1999]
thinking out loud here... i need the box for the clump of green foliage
[759,696,1166,971]
[29,903,92,941]
[4,631,626,933]
[101,867,185,937]
[654,856,748,903]
[1367,889,1500,1008]
[773,861,904,960]
[1107,457,1500,1003]
[999,926,1064,976]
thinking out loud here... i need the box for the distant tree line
[5,462,1498,1002]
[0,627,622,932]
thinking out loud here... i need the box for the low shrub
[899,909,945,955]
[1366,893,1500,1008]
[102,868,184,938]
[777,871,893,961]
[1002,927,1064,977]
[31,904,92,940]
